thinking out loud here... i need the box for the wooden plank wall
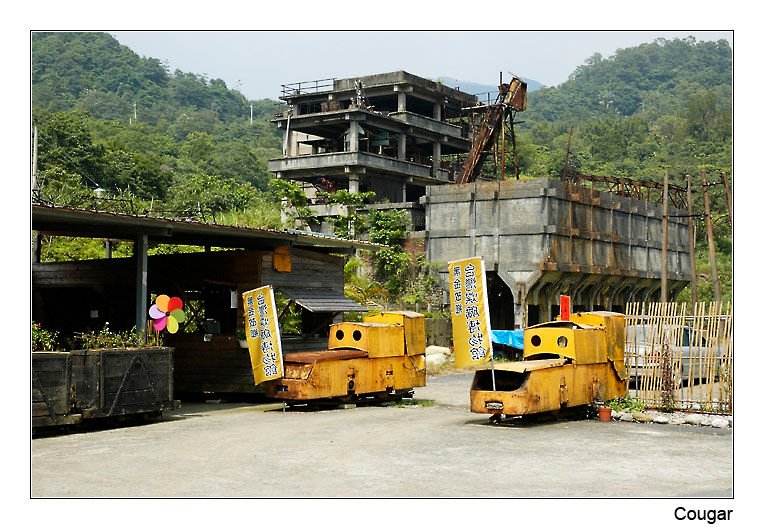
[261,247,344,291]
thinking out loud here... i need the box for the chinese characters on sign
[448,257,493,368]
[242,285,284,384]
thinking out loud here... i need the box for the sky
[109,30,733,101]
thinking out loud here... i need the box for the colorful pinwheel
[149,294,186,333]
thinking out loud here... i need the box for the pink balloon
[153,316,167,331]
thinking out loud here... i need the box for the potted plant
[236,329,249,348]
[597,403,613,422]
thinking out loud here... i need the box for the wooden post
[661,171,669,303]
[686,175,698,306]
[701,169,722,303]
[721,171,732,234]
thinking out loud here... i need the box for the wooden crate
[32,352,80,427]
[70,347,176,419]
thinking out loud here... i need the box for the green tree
[318,190,377,238]
[268,179,316,228]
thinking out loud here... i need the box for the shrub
[606,395,645,413]
[72,323,145,349]
[32,322,59,351]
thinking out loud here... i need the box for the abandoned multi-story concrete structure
[268,71,478,233]
[268,70,693,329]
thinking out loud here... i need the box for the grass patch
[395,398,436,408]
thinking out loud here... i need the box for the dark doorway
[486,272,514,330]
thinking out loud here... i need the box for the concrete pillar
[398,92,407,112]
[134,233,148,343]
[432,141,441,170]
[348,121,360,152]
[349,174,360,194]
[398,133,407,161]
[433,102,441,121]
[402,183,407,203]
[513,299,524,330]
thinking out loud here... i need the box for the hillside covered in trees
[31,32,732,303]
[518,36,731,180]
[33,32,283,219]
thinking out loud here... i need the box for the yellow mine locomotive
[265,311,426,402]
[470,311,627,418]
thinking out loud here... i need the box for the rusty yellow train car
[470,311,627,418]
[265,311,426,402]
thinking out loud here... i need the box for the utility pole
[133,102,137,121]
[661,170,669,302]
[250,104,254,125]
[687,175,698,306]
[701,169,722,303]
[32,126,39,194]
[563,126,574,178]
[32,126,41,263]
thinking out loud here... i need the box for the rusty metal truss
[562,172,687,209]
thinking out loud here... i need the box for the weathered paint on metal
[266,311,427,401]
[364,311,426,356]
[470,362,626,415]
[266,353,426,401]
[571,311,627,379]
[328,322,405,358]
[469,311,627,415]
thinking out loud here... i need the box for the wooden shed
[32,205,380,396]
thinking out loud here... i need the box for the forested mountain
[438,76,544,97]
[32,31,283,220]
[31,32,732,302]
[518,37,732,181]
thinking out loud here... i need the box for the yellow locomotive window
[530,335,541,347]
[353,330,362,341]
[557,336,568,348]
[336,329,345,340]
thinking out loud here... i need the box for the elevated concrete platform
[424,178,692,327]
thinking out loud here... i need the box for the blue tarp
[491,329,524,350]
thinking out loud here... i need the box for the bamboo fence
[625,302,732,414]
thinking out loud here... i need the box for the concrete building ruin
[425,178,692,328]
[268,70,693,329]
[268,71,478,232]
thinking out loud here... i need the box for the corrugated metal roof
[32,205,384,252]
[278,287,368,313]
